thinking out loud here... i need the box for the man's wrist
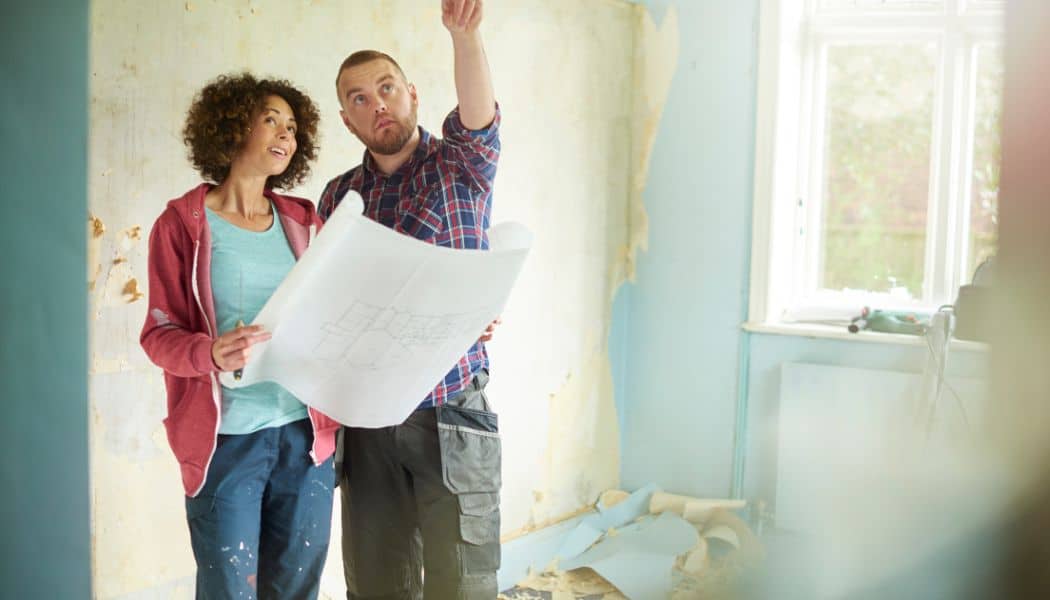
[449,29,483,47]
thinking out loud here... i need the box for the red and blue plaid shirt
[318,106,501,409]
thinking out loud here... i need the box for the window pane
[819,43,938,298]
[967,45,1003,281]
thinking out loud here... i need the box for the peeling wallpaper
[88,1,676,596]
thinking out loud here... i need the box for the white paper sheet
[218,192,532,427]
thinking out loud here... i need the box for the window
[749,0,1003,325]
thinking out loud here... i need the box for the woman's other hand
[211,325,272,372]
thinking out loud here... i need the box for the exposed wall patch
[88,215,104,291]
[90,215,106,238]
[121,278,144,303]
[622,4,679,286]
[121,225,142,251]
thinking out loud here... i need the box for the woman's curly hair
[183,73,320,190]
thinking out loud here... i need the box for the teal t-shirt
[206,204,308,434]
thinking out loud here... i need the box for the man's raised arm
[442,0,496,130]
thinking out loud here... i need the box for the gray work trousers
[339,372,501,599]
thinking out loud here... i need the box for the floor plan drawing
[315,301,496,370]
[218,192,532,427]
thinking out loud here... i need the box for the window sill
[742,321,989,353]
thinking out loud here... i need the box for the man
[317,1,502,598]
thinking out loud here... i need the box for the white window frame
[748,0,1004,327]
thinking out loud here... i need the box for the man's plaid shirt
[318,106,501,409]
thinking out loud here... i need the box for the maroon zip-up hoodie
[140,183,340,497]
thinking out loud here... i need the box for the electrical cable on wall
[919,305,971,439]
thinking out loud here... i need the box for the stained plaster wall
[87,0,656,596]
[615,0,992,509]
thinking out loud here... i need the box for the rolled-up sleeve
[441,104,501,184]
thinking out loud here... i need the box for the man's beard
[361,110,417,156]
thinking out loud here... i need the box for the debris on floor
[499,486,764,599]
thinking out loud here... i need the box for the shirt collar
[361,125,438,178]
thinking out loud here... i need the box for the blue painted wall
[616,0,761,498]
[612,0,991,504]
[0,1,92,596]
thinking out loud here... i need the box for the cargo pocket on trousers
[457,491,502,572]
[458,492,500,545]
[436,405,502,494]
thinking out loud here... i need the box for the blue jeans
[185,418,335,599]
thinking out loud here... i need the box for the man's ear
[340,110,356,135]
[408,82,419,107]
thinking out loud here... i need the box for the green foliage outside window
[820,43,938,297]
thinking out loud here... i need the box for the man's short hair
[335,50,407,91]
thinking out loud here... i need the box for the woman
[140,73,340,599]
